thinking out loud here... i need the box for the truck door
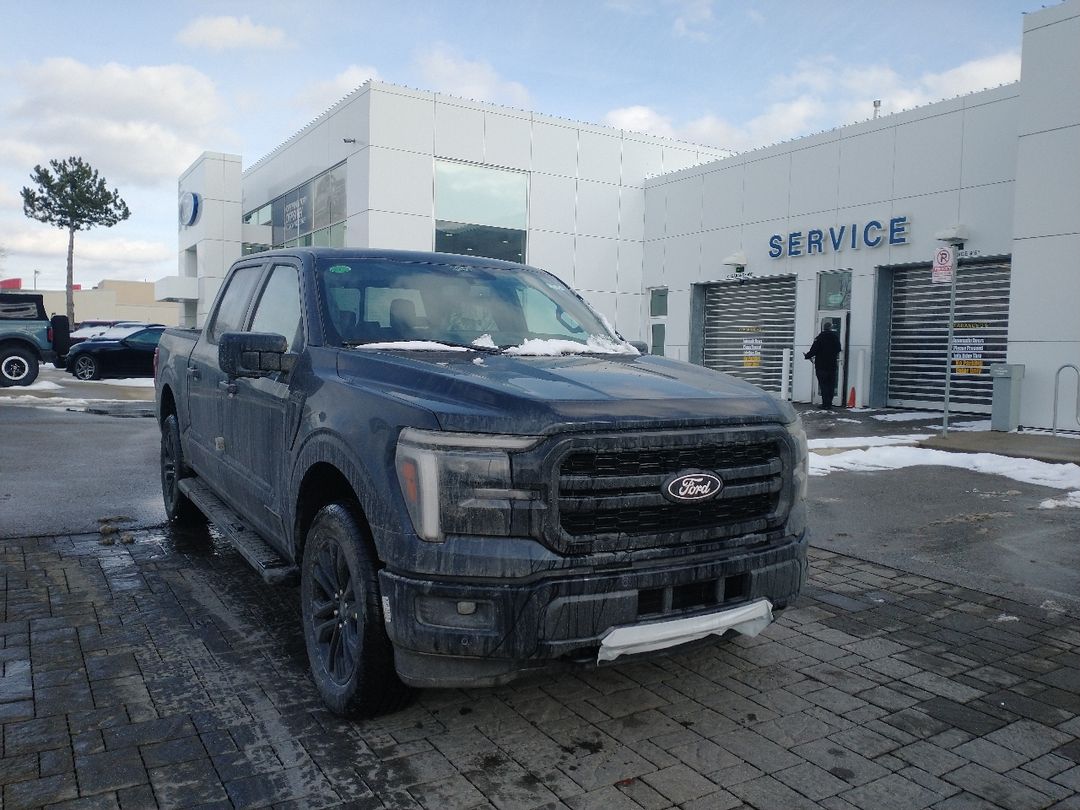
[184,264,265,493]
[220,262,304,543]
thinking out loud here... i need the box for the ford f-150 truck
[154,248,808,717]
[0,293,69,386]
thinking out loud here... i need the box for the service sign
[932,246,956,284]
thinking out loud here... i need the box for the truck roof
[242,247,536,273]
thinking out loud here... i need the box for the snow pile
[473,334,497,349]
[808,434,931,450]
[504,335,637,356]
[1039,491,1080,509]
[22,380,63,390]
[810,445,1080,497]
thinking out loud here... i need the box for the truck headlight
[785,416,808,502]
[395,428,541,542]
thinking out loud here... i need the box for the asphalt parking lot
[1,379,1079,809]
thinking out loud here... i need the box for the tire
[0,346,38,387]
[71,354,100,381]
[50,315,71,357]
[160,414,206,525]
[301,503,410,717]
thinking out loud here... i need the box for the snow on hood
[503,335,638,357]
[353,334,639,356]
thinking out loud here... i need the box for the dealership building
[160,0,1079,431]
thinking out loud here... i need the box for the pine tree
[21,157,131,324]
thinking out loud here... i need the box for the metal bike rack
[1052,364,1080,436]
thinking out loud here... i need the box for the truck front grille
[553,430,787,551]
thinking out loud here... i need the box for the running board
[178,478,298,585]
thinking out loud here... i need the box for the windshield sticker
[327,265,351,274]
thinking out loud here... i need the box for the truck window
[208,267,263,343]
[249,265,303,350]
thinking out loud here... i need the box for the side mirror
[219,331,297,379]
[629,340,649,355]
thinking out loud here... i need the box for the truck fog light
[416,596,495,629]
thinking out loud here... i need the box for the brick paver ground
[2,529,1078,809]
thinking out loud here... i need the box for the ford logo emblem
[662,470,724,503]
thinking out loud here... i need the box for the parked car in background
[68,320,164,347]
[0,293,69,386]
[67,325,164,380]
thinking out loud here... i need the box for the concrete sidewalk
[919,429,1080,465]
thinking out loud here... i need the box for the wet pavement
[1,397,1079,807]
[1,525,1079,809]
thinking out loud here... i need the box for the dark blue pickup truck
[155,248,808,717]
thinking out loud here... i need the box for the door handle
[218,380,237,396]
[186,367,201,381]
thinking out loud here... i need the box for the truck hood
[335,349,791,434]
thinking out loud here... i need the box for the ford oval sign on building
[662,471,724,503]
[178,191,201,227]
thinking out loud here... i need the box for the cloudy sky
[0,0,1039,291]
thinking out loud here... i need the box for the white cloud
[176,16,287,51]
[5,227,170,265]
[293,65,381,117]
[671,0,715,40]
[4,58,231,187]
[416,46,530,107]
[604,50,1020,152]
[604,106,678,139]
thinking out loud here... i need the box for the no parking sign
[932,246,956,284]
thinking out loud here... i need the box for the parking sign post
[934,246,958,436]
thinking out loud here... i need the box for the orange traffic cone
[847,387,856,408]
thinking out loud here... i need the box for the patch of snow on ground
[808,434,931,450]
[84,378,156,387]
[950,419,992,432]
[0,395,126,410]
[22,380,63,390]
[1039,491,1080,509]
[870,411,939,422]
[809,445,1080,493]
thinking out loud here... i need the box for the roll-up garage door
[887,261,1010,413]
[702,276,796,393]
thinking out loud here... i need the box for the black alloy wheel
[301,503,409,717]
[159,414,205,524]
[310,536,361,685]
[72,354,99,381]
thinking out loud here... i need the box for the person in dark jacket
[805,322,842,408]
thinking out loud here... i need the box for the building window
[434,160,527,263]
[650,288,668,317]
[243,163,347,251]
[818,271,852,310]
[651,323,666,356]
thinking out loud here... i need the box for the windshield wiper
[342,339,503,353]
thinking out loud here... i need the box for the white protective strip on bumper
[597,598,774,663]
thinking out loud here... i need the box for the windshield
[316,258,634,355]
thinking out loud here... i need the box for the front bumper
[380,530,808,688]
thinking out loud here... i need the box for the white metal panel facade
[702,276,797,393]
[886,261,1011,413]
